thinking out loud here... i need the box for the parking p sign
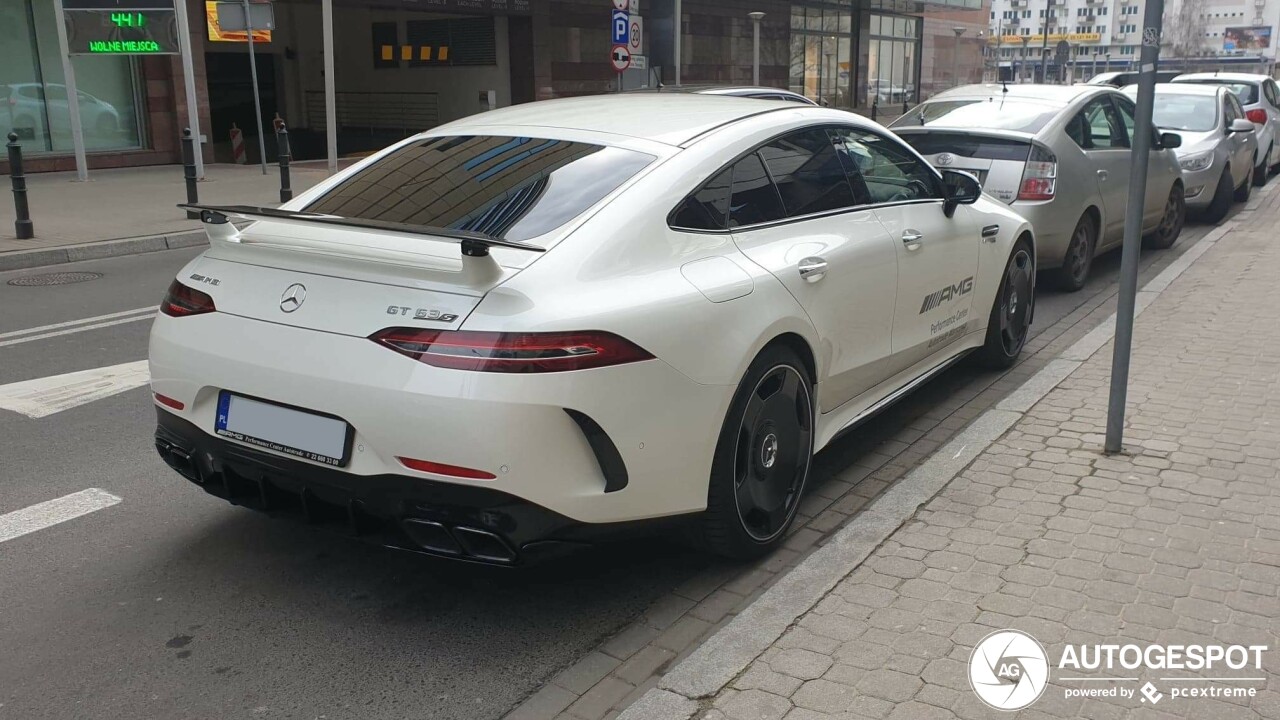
[612,9,629,46]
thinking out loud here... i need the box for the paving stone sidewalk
[694,196,1280,719]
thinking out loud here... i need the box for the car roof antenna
[1001,79,1010,94]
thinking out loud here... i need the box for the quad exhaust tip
[401,519,516,564]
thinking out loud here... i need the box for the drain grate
[8,271,103,287]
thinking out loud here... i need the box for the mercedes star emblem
[279,283,307,313]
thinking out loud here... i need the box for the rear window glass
[728,153,786,227]
[1151,94,1219,132]
[758,129,858,217]
[897,132,1032,161]
[890,98,1064,133]
[306,136,654,242]
[1180,80,1259,105]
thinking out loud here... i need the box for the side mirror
[1229,118,1256,134]
[1158,132,1182,149]
[941,169,982,217]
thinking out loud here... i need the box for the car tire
[974,238,1034,370]
[1254,147,1270,187]
[700,345,814,560]
[1235,157,1254,203]
[1144,184,1186,251]
[1203,168,1233,223]
[1051,213,1096,292]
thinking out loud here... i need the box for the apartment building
[985,0,1278,81]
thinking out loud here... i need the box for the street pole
[749,12,765,85]
[50,0,88,181]
[322,0,337,175]
[673,0,682,86]
[1105,0,1165,454]
[953,27,966,87]
[1042,0,1051,81]
[173,0,205,179]
[1021,36,1030,82]
[243,0,268,175]
[1092,51,1099,78]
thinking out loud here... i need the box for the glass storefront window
[0,0,143,153]
[866,15,919,107]
[789,3,853,108]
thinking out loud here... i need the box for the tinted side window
[728,153,786,227]
[1072,98,1126,149]
[670,167,732,230]
[1225,94,1243,123]
[758,129,858,217]
[1113,97,1136,146]
[1266,80,1280,107]
[831,129,942,205]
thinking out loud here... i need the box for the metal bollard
[871,102,878,123]
[181,128,199,219]
[276,122,293,203]
[7,132,34,240]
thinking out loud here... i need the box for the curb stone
[617,211,1248,720]
[0,230,207,272]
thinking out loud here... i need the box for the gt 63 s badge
[387,305,459,323]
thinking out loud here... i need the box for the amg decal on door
[919,277,974,314]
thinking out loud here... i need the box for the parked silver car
[1172,72,1280,185]
[890,84,1185,291]
[1126,83,1257,222]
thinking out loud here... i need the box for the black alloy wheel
[976,241,1034,369]
[701,347,814,559]
[732,364,813,543]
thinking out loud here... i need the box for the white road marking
[0,488,122,544]
[0,360,150,418]
[0,307,155,349]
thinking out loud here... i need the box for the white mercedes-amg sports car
[151,94,1034,564]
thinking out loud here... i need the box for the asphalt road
[0,213,1225,720]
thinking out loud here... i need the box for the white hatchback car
[152,95,1033,563]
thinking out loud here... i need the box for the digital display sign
[64,9,181,55]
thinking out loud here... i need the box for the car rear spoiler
[179,203,545,285]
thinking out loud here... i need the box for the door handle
[902,229,924,250]
[1097,169,1109,181]
[797,257,828,283]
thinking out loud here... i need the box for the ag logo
[969,629,1049,711]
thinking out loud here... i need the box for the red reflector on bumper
[154,393,185,411]
[397,457,496,480]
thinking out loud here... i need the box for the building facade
[3,0,990,173]
[986,0,1279,81]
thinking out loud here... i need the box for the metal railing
[303,91,440,134]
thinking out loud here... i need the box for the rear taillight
[1246,108,1268,125]
[369,329,654,373]
[160,279,216,317]
[1018,144,1057,202]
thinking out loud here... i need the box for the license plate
[215,391,351,467]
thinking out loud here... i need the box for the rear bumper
[155,409,681,565]
[148,312,733,527]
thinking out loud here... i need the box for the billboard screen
[205,1,271,42]
[1224,26,1271,51]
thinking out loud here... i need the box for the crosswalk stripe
[0,306,155,342]
[0,489,122,544]
[0,360,150,419]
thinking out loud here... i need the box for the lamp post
[749,12,765,85]
[953,27,966,87]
